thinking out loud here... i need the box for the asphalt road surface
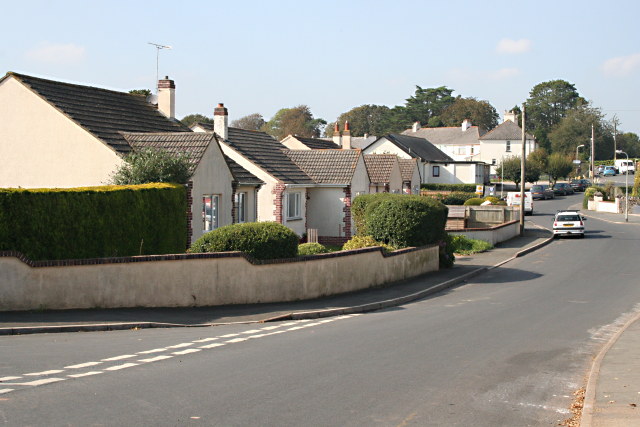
[2,192,640,426]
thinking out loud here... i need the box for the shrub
[342,235,395,252]
[450,235,493,255]
[365,195,448,248]
[440,191,477,205]
[439,234,455,269]
[583,186,607,208]
[421,183,477,193]
[351,193,396,236]
[298,242,328,256]
[111,148,192,185]
[483,196,502,204]
[190,222,298,260]
[0,184,186,260]
[463,198,485,206]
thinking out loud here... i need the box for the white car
[553,210,586,238]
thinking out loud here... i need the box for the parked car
[602,166,617,176]
[615,159,635,174]
[530,184,555,200]
[506,191,533,215]
[553,183,575,196]
[596,165,604,175]
[570,179,591,192]
[553,210,586,238]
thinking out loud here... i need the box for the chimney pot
[214,103,229,140]
[342,121,351,150]
[412,121,421,132]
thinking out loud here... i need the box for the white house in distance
[479,111,537,175]
[0,72,249,244]
[363,154,403,193]
[403,119,484,162]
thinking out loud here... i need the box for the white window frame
[202,194,220,231]
[286,192,302,220]
[235,192,247,223]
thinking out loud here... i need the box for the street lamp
[616,150,629,222]
[576,144,585,177]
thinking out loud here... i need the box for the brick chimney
[342,121,352,150]
[462,119,471,131]
[214,103,228,140]
[332,122,341,147]
[412,121,421,132]
[157,76,175,119]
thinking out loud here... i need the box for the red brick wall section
[231,182,238,224]
[343,186,352,239]
[186,181,193,249]
[318,236,348,246]
[272,183,286,224]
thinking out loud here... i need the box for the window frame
[286,192,302,220]
[235,192,247,223]
[506,140,511,152]
[432,165,440,177]
[202,194,220,232]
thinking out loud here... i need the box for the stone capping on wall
[446,219,518,232]
[0,244,431,269]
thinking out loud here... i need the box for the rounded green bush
[441,191,477,205]
[342,235,395,252]
[483,196,501,204]
[463,198,484,206]
[298,242,328,256]
[351,193,396,236]
[190,222,298,260]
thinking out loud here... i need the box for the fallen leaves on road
[559,387,585,427]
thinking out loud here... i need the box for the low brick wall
[447,220,519,245]
[0,245,439,311]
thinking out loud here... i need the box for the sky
[2,0,639,135]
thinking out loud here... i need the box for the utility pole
[613,117,618,162]
[520,105,526,236]
[591,124,595,180]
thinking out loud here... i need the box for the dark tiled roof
[224,155,264,186]
[193,122,214,131]
[402,126,485,145]
[121,132,214,174]
[222,127,313,184]
[290,136,340,150]
[350,136,378,150]
[364,154,398,184]
[381,134,454,162]
[283,149,361,184]
[7,72,190,154]
[479,120,534,140]
[398,158,418,182]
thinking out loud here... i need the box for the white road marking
[172,349,201,355]
[0,376,22,381]
[225,338,248,343]
[0,388,14,394]
[104,363,138,371]
[199,343,225,349]
[64,362,102,369]
[11,378,65,386]
[24,370,64,376]
[102,354,137,361]
[287,326,305,331]
[166,343,193,349]
[68,371,103,378]
[241,329,262,334]
[219,333,240,338]
[138,356,173,363]
[260,325,281,330]
[138,348,167,354]
[280,322,298,326]
[247,334,265,339]
[193,337,218,343]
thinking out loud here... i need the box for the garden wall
[447,220,519,245]
[0,245,439,311]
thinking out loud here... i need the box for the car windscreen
[531,186,542,191]
[557,215,580,221]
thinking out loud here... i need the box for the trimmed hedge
[421,183,477,193]
[342,235,395,252]
[351,193,396,236]
[298,242,328,256]
[463,198,485,206]
[423,191,477,205]
[0,183,186,260]
[190,222,298,260]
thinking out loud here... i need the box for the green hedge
[351,193,397,236]
[463,198,485,206]
[190,222,298,260]
[298,242,328,256]
[421,183,477,193]
[365,195,448,248]
[0,183,187,260]
[342,235,395,252]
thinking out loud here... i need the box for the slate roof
[379,134,454,163]
[222,127,314,184]
[224,156,264,186]
[479,120,534,141]
[5,72,191,154]
[402,126,485,146]
[121,132,214,174]
[283,149,361,184]
[364,154,398,184]
[350,136,378,150]
[398,158,419,182]
[193,122,214,132]
[290,136,340,150]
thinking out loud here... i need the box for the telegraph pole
[613,117,618,162]
[520,105,526,236]
[591,124,595,179]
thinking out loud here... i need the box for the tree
[231,113,265,131]
[180,114,212,128]
[327,105,393,137]
[617,132,640,158]
[548,106,613,160]
[262,105,326,140]
[440,97,499,131]
[524,80,586,151]
[497,156,523,190]
[546,152,573,186]
[111,148,192,185]
[399,85,455,128]
[128,89,152,97]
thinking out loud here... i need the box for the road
[2,192,640,426]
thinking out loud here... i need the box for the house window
[287,192,302,219]
[492,159,497,165]
[432,165,440,177]
[470,147,474,154]
[506,141,511,152]
[202,195,220,231]
[235,192,247,223]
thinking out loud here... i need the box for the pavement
[2,213,640,426]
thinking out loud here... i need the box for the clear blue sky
[2,0,639,135]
